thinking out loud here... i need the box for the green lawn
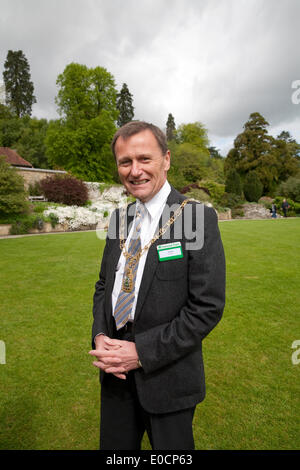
[0,219,299,450]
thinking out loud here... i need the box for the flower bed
[43,200,118,231]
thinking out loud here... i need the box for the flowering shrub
[43,201,116,230]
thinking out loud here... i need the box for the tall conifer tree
[116,83,134,127]
[166,113,176,141]
[3,50,36,117]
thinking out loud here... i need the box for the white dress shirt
[112,180,171,321]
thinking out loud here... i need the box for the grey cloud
[0,0,299,156]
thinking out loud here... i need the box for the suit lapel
[104,203,136,329]
[134,186,185,323]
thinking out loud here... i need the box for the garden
[0,156,127,235]
[0,218,299,449]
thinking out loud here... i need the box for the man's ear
[164,150,171,171]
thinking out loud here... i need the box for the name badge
[157,242,183,262]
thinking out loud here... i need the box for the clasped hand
[89,335,139,380]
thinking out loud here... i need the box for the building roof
[0,147,33,168]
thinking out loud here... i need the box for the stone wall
[235,203,278,219]
[217,209,232,220]
[15,167,67,189]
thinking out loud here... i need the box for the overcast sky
[0,0,299,156]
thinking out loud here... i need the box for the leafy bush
[258,196,273,207]
[225,169,243,196]
[220,192,244,209]
[9,212,60,234]
[243,171,263,202]
[40,175,88,206]
[185,188,211,203]
[231,207,245,218]
[9,214,44,235]
[46,212,59,228]
[28,181,43,196]
[277,176,300,202]
[0,155,29,216]
[32,202,49,213]
[10,219,32,235]
[199,179,225,204]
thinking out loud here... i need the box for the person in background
[281,199,289,218]
[271,203,277,218]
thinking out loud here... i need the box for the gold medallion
[122,268,134,293]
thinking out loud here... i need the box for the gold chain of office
[119,198,194,292]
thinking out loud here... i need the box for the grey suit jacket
[92,186,226,414]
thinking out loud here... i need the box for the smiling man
[90,121,226,450]
[114,125,170,203]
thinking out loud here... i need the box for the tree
[3,50,36,117]
[14,116,49,169]
[0,155,29,216]
[274,131,300,181]
[225,169,243,196]
[0,109,23,147]
[0,106,50,169]
[166,113,176,141]
[116,83,134,127]
[46,63,119,181]
[208,146,223,159]
[45,110,117,182]
[225,112,300,195]
[55,63,118,126]
[243,171,263,202]
[176,122,209,151]
[167,122,213,189]
[277,176,300,202]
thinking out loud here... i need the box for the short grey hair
[111,121,168,158]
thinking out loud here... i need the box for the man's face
[114,129,170,203]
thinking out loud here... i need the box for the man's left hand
[89,337,141,379]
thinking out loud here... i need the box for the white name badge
[157,242,183,262]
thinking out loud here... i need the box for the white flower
[43,185,128,230]
[43,201,116,230]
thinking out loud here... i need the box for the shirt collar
[136,180,171,222]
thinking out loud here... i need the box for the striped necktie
[113,203,147,330]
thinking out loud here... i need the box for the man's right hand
[90,335,127,380]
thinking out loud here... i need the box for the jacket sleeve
[134,205,226,374]
[91,233,111,349]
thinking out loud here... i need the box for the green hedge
[9,213,58,235]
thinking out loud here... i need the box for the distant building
[0,146,67,189]
[0,147,33,168]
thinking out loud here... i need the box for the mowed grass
[0,219,299,450]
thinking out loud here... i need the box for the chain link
[119,198,194,269]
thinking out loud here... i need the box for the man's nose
[130,161,143,177]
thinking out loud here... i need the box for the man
[89,121,225,450]
[281,198,289,218]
